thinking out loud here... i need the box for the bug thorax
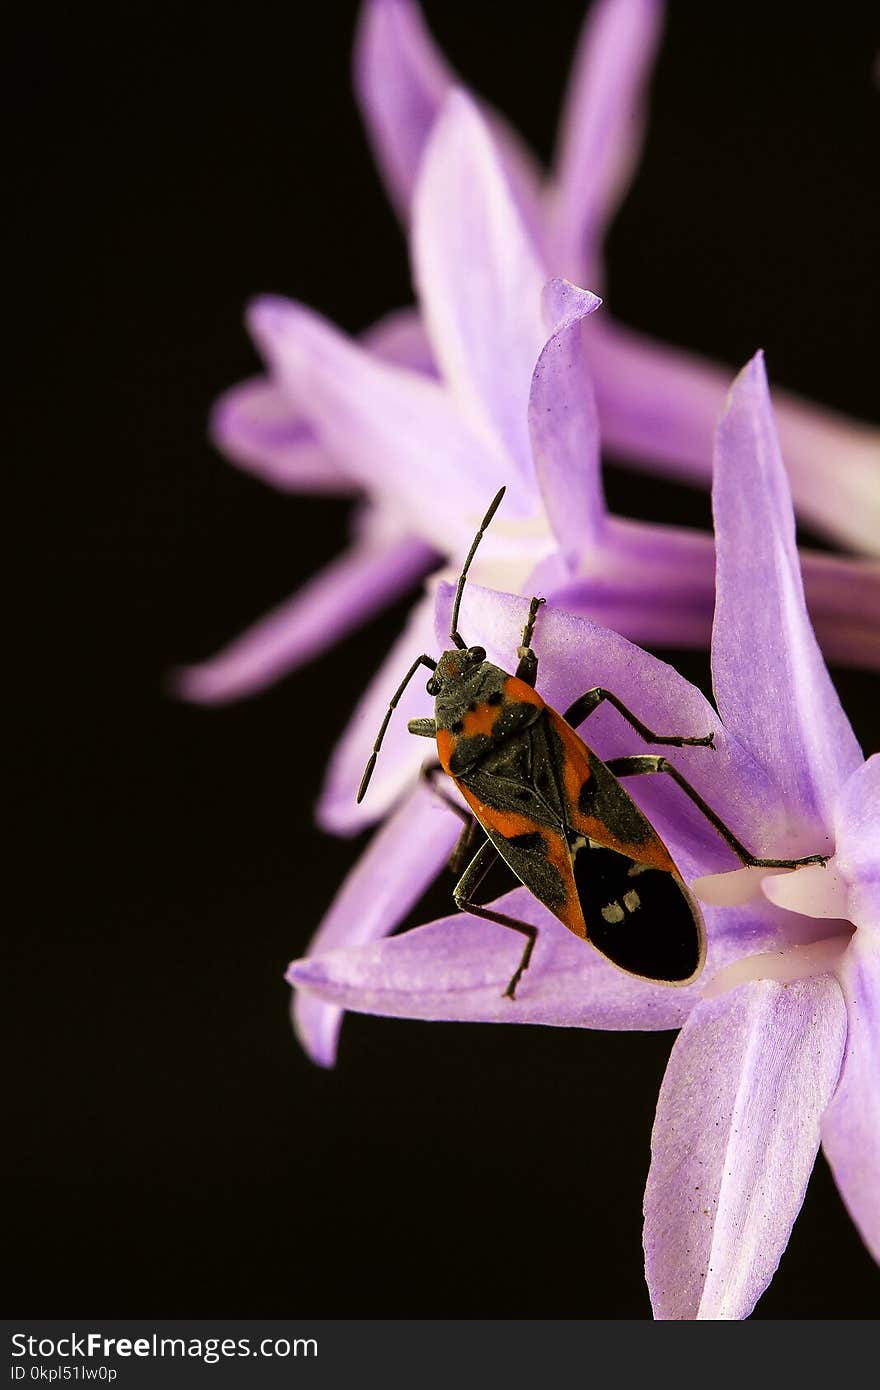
[429,647,507,730]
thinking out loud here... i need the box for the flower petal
[210,376,354,494]
[317,591,438,834]
[412,91,548,481]
[795,549,880,673]
[822,932,880,1263]
[644,975,847,1319]
[833,755,880,934]
[711,353,862,836]
[287,886,785,1032]
[248,295,508,552]
[354,0,547,251]
[541,517,880,671]
[529,279,605,566]
[174,517,434,705]
[435,581,793,871]
[548,0,664,283]
[209,308,435,494]
[588,318,880,556]
[292,781,461,1067]
[353,0,454,220]
[362,303,436,374]
[540,516,716,651]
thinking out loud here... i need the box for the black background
[10,1,879,1318]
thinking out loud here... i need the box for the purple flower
[287,354,878,1319]
[176,0,879,724]
[177,79,878,838]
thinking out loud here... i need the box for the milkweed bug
[358,488,829,999]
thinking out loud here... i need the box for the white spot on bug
[601,901,625,924]
[623,889,641,913]
[627,861,650,877]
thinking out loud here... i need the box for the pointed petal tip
[165,663,228,707]
[290,990,341,1070]
[541,277,603,330]
[743,347,767,382]
[246,294,295,346]
[286,957,321,988]
[436,84,481,126]
[724,349,768,409]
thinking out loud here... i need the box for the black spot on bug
[468,701,477,712]
[609,796,653,845]
[448,733,492,776]
[487,690,504,705]
[505,832,545,854]
[578,778,597,813]
[497,829,567,910]
[451,720,464,734]
[573,846,702,982]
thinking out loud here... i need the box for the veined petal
[287,887,787,1032]
[822,933,880,1263]
[174,519,435,705]
[542,518,880,671]
[412,90,548,481]
[795,550,880,674]
[248,295,510,552]
[644,975,847,1320]
[211,309,435,495]
[354,1,548,249]
[711,354,862,835]
[317,591,438,835]
[292,781,461,1067]
[210,377,354,494]
[529,279,605,566]
[539,552,715,653]
[587,318,880,556]
[353,0,454,220]
[833,755,880,934]
[548,0,664,283]
[435,582,795,871]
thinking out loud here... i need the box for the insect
[358,488,828,999]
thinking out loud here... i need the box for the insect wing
[454,707,704,984]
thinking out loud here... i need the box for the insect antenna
[449,486,506,649]
[357,653,438,803]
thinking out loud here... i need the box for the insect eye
[468,646,486,663]
[426,677,440,696]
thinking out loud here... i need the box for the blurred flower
[176,0,879,730]
[287,355,878,1319]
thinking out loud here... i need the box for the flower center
[703,934,852,998]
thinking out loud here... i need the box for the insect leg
[515,595,545,686]
[449,817,482,876]
[419,761,472,826]
[604,755,829,869]
[563,688,714,748]
[453,840,539,1000]
[357,654,437,803]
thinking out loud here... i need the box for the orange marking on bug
[435,727,455,773]
[455,784,588,939]
[455,787,535,840]
[461,702,500,741]
[548,709,677,873]
[502,675,545,708]
[538,825,587,937]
